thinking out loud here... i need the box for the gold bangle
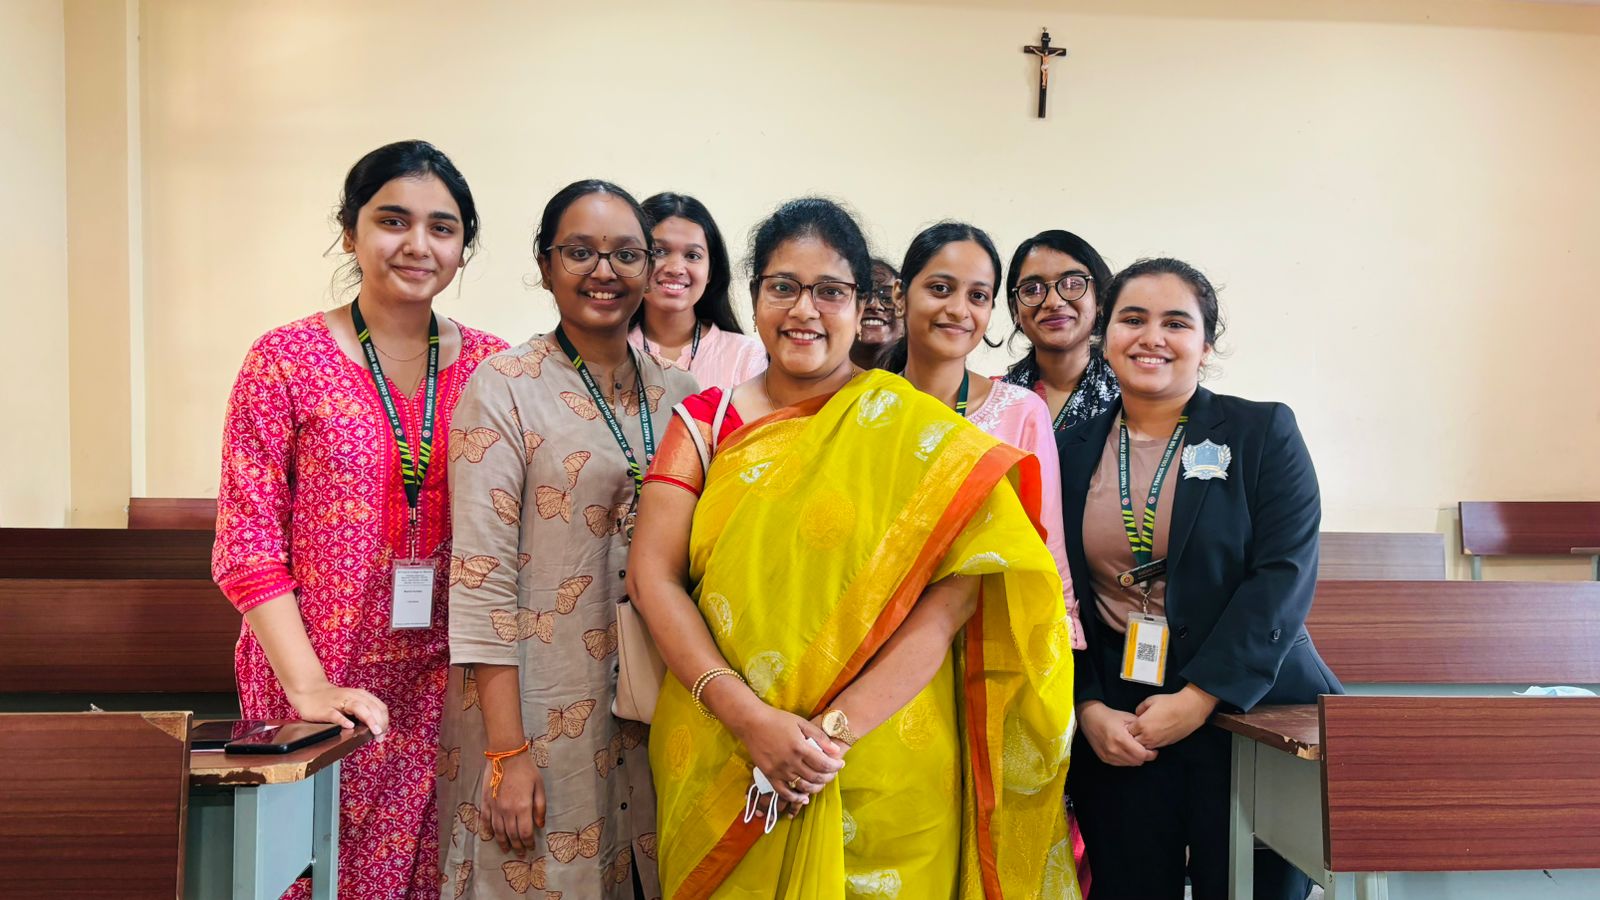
[691,667,745,719]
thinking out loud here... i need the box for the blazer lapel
[1167,388,1228,573]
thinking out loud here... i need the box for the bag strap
[671,402,712,476]
[708,388,735,456]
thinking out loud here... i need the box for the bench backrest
[1459,500,1600,557]
[1320,694,1600,872]
[1317,531,1446,580]
[1307,579,1600,684]
[0,711,191,895]
[128,497,217,531]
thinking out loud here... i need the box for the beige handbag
[612,392,733,723]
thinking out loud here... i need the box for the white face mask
[742,736,821,835]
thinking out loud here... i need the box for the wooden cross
[1023,27,1068,119]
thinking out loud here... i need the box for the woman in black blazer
[1057,258,1341,900]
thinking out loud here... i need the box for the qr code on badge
[1136,643,1158,663]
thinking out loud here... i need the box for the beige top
[442,334,697,900]
[1082,419,1182,634]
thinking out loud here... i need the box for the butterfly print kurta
[213,312,507,899]
[441,333,696,900]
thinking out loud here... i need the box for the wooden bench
[1307,578,1600,688]
[1220,697,1600,899]
[0,711,191,898]
[0,528,238,703]
[1317,532,1446,580]
[128,497,217,530]
[1220,577,1600,898]
[1459,500,1600,580]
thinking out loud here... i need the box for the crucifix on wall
[1023,27,1068,119]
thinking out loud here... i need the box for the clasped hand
[1079,684,1218,767]
[730,704,846,819]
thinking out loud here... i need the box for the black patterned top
[1000,347,1121,431]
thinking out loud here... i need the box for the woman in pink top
[891,221,1084,650]
[212,141,507,898]
[629,192,766,390]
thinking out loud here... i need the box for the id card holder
[390,559,435,630]
[1121,613,1169,686]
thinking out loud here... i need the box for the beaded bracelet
[691,667,746,719]
[483,739,532,799]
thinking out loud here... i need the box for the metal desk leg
[1229,733,1257,900]
[309,760,341,900]
[1471,556,1483,580]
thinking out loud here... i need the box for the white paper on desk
[1515,685,1597,697]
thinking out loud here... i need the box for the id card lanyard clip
[352,299,440,630]
[1116,414,1185,686]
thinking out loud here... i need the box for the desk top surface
[1214,705,1320,760]
[188,724,371,786]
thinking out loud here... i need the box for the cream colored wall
[0,1,71,526]
[129,0,1600,575]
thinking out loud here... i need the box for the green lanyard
[954,370,970,418]
[1118,415,1187,566]
[553,326,656,495]
[641,321,701,364]
[351,299,439,557]
[1051,386,1073,431]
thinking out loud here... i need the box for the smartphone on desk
[192,720,343,754]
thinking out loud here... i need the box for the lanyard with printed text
[1118,415,1187,569]
[554,327,655,496]
[642,321,701,365]
[351,298,438,556]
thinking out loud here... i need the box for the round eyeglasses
[1014,273,1093,307]
[755,276,860,313]
[547,244,651,278]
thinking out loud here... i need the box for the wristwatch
[820,708,857,746]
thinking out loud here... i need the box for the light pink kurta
[628,321,766,392]
[968,379,1087,649]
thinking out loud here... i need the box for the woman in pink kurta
[890,222,1085,647]
[212,141,508,899]
[627,192,767,391]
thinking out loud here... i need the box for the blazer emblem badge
[1181,440,1232,481]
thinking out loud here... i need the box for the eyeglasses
[865,285,896,306]
[547,244,651,278]
[754,276,861,312]
[1014,273,1093,307]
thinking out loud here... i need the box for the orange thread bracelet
[484,740,531,799]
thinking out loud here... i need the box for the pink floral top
[628,321,767,391]
[968,380,1087,649]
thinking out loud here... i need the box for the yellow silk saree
[651,370,1079,899]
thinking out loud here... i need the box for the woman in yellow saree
[629,198,1080,899]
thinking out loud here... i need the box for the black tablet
[223,721,343,754]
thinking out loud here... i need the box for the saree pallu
[651,371,1080,899]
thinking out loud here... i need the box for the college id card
[390,559,435,629]
[1121,613,1169,686]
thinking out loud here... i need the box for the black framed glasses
[1014,273,1093,307]
[547,244,651,278]
[754,276,860,312]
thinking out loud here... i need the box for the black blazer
[1057,387,1342,714]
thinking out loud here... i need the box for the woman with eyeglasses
[629,192,767,390]
[893,221,1085,652]
[999,230,1120,431]
[440,180,698,899]
[629,199,1079,898]
[849,257,903,370]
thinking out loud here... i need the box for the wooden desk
[1459,500,1600,580]
[185,726,369,900]
[1219,699,1600,900]
[1318,532,1446,581]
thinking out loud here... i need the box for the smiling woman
[440,179,698,900]
[211,139,509,899]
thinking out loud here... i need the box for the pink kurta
[628,321,766,391]
[212,311,507,899]
[968,379,1087,649]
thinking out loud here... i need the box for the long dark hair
[334,140,479,288]
[882,221,1003,372]
[746,197,874,298]
[1000,229,1114,384]
[632,192,742,334]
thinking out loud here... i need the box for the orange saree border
[674,440,1029,900]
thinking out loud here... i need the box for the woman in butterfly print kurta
[441,333,696,900]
